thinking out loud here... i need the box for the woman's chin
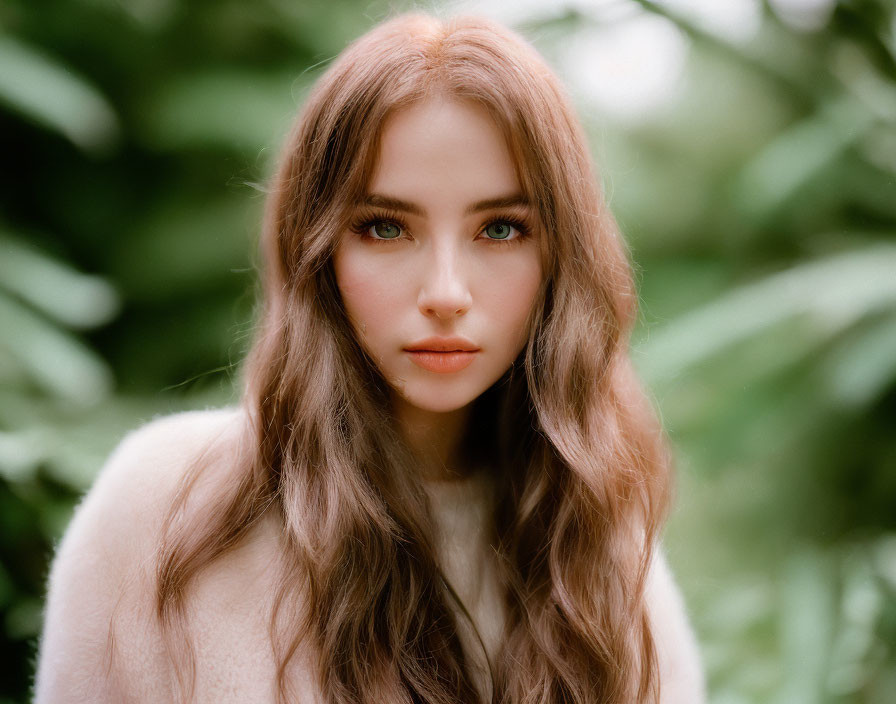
[390,387,479,417]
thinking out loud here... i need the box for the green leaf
[113,195,256,301]
[0,291,113,405]
[0,232,120,329]
[640,244,896,383]
[822,313,896,408]
[0,35,120,153]
[773,547,837,704]
[0,430,43,483]
[730,95,875,222]
[139,69,305,153]
[5,596,43,640]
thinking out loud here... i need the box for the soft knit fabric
[423,473,505,701]
[35,407,706,703]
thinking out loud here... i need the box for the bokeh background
[2,0,895,701]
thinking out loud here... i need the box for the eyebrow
[360,193,531,217]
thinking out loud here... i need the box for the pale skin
[332,94,542,482]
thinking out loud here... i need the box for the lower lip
[405,350,479,373]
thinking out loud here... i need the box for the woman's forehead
[363,98,518,202]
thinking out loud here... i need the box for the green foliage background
[1,1,894,701]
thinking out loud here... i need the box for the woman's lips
[405,350,478,373]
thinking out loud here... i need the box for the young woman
[35,12,705,704]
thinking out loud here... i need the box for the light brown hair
[155,11,672,703]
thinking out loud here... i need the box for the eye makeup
[348,205,535,245]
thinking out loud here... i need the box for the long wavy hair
[153,11,672,704]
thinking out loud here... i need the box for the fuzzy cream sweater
[35,407,706,703]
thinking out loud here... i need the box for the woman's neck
[391,395,476,482]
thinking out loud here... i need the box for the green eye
[371,222,401,239]
[485,222,514,240]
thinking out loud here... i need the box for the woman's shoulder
[52,404,252,588]
[34,405,253,702]
[97,405,249,484]
[87,405,249,520]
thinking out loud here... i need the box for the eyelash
[348,206,533,245]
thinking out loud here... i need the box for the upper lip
[404,336,480,352]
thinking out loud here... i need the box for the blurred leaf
[730,95,875,223]
[860,124,896,175]
[828,546,882,697]
[634,256,732,325]
[113,195,256,301]
[830,39,896,127]
[139,69,305,153]
[703,579,772,635]
[0,423,105,490]
[640,244,896,383]
[4,597,41,641]
[873,534,896,592]
[0,232,120,329]
[0,292,113,405]
[774,547,837,704]
[822,313,896,408]
[0,431,42,483]
[0,344,28,389]
[0,35,119,153]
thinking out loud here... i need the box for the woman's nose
[417,244,473,320]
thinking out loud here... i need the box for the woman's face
[332,95,543,421]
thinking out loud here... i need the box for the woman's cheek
[335,254,401,343]
[483,253,542,320]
